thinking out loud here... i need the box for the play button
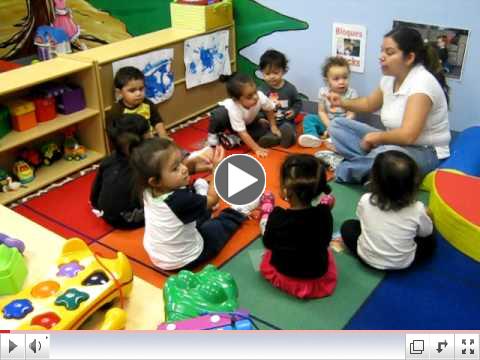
[214,154,266,206]
[9,340,17,353]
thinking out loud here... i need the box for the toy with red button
[0,238,133,330]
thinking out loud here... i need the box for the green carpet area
[222,239,384,329]
[222,181,430,329]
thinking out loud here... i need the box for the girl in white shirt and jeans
[341,150,435,270]
[327,27,450,184]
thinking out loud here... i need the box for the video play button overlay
[214,154,266,206]
[9,340,17,353]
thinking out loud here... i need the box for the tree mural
[0,0,55,59]
[233,0,308,84]
[0,0,131,59]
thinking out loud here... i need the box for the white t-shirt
[380,64,450,159]
[356,193,433,270]
[318,86,358,120]
[143,188,207,270]
[218,91,275,132]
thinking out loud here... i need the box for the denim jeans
[329,117,440,183]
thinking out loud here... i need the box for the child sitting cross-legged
[131,138,249,271]
[341,150,435,270]
[90,114,215,229]
[260,154,337,299]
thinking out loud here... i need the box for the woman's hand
[361,132,381,152]
[326,92,343,108]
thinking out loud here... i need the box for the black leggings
[340,219,436,267]
[184,208,246,270]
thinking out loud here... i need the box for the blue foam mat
[345,234,480,329]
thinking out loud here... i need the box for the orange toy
[7,100,37,132]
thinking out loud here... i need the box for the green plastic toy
[0,244,27,296]
[163,265,239,322]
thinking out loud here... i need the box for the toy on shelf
[0,244,28,296]
[34,25,71,61]
[6,99,37,132]
[0,168,21,192]
[0,233,25,254]
[18,148,43,168]
[63,127,87,161]
[39,83,86,115]
[40,141,63,166]
[0,104,12,139]
[163,264,239,322]
[33,95,57,123]
[1,176,21,192]
[0,238,133,330]
[158,310,255,330]
[0,60,22,73]
[57,85,86,114]
[12,160,34,184]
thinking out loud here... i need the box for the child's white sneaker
[193,178,209,196]
[231,198,260,216]
[298,134,322,148]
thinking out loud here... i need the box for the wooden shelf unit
[0,57,106,205]
[71,23,236,145]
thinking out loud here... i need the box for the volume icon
[29,339,41,354]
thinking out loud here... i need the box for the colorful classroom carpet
[11,116,480,329]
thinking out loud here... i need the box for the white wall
[241,0,480,131]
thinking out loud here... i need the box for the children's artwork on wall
[331,23,367,73]
[184,29,231,89]
[112,49,174,104]
[393,20,470,80]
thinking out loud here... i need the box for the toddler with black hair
[260,154,337,299]
[208,72,281,158]
[258,49,301,148]
[341,150,435,270]
[90,114,149,228]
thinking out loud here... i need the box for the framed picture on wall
[332,23,367,73]
[393,20,470,80]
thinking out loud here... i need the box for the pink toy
[319,194,336,209]
[52,0,87,50]
[158,311,253,330]
[259,191,275,235]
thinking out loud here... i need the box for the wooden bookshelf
[0,58,106,205]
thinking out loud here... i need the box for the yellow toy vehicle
[0,238,133,330]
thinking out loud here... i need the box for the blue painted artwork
[185,30,231,89]
[144,58,174,103]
